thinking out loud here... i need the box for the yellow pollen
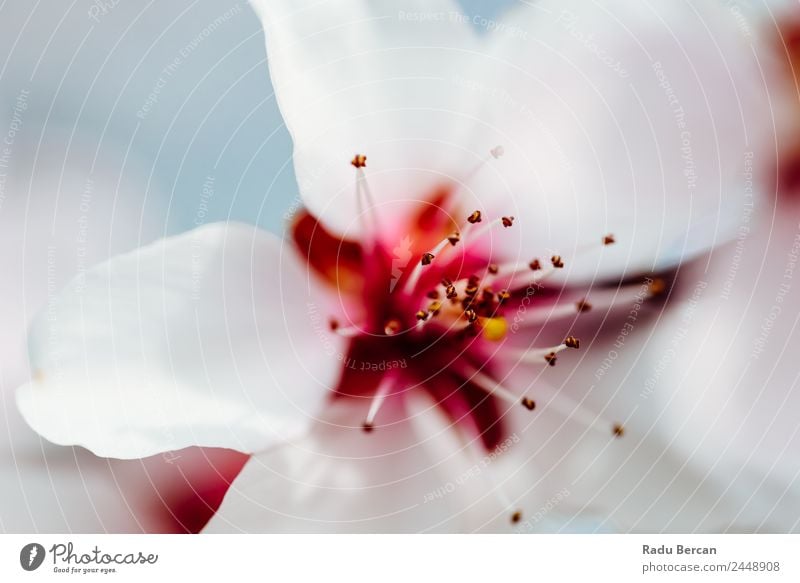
[481,316,508,341]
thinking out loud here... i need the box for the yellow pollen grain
[481,316,508,342]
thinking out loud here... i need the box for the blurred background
[1,0,799,533]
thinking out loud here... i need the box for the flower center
[307,152,660,524]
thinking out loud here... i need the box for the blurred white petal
[18,223,345,459]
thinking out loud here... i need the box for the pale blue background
[0,0,517,239]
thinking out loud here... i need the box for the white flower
[17,0,779,532]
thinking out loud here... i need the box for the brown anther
[362,422,374,433]
[384,320,401,335]
[468,274,481,285]
[467,210,482,224]
[511,510,523,524]
[421,252,435,266]
[482,288,495,302]
[447,232,461,246]
[446,285,458,299]
[564,336,580,349]
[350,154,367,168]
[427,289,440,299]
[521,397,536,411]
[603,234,616,245]
[575,299,592,313]
[465,309,478,323]
[529,259,542,271]
[329,318,340,331]
[612,423,625,438]
[497,290,511,303]
[441,277,453,287]
[488,263,499,275]
[465,284,479,297]
[501,216,514,228]
[648,278,667,297]
[428,301,442,315]
[550,255,564,268]
[544,352,558,366]
[416,310,429,321]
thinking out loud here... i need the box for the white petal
[17,223,346,459]
[250,0,483,238]
[205,394,530,533]
[467,0,780,279]
[636,211,800,531]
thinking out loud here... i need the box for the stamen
[511,280,656,330]
[506,338,581,365]
[362,377,394,432]
[401,236,455,295]
[329,318,361,337]
[533,382,621,437]
[464,368,536,412]
[351,154,367,168]
[462,216,513,247]
[490,257,560,290]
